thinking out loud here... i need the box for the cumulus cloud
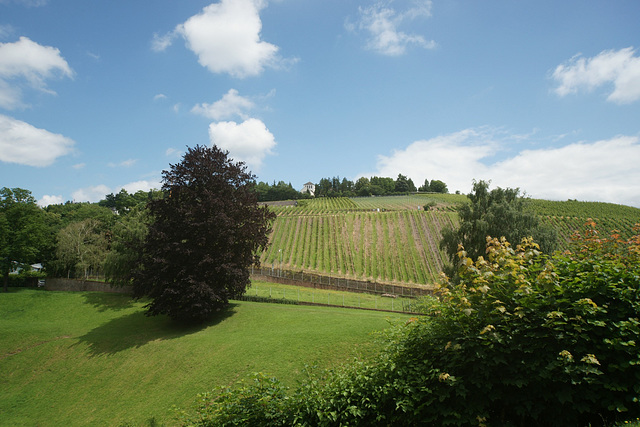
[552,47,640,104]
[71,180,161,203]
[37,194,63,207]
[121,180,161,194]
[348,0,436,56]
[192,89,255,120]
[72,185,111,203]
[365,128,640,208]
[0,36,73,109]
[208,118,275,170]
[0,114,75,166]
[153,0,291,78]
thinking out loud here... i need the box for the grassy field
[0,288,409,426]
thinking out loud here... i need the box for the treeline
[1,187,160,288]
[253,181,312,202]
[316,175,448,198]
[253,176,449,201]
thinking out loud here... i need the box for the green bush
[182,221,640,426]
[371,221,640,425]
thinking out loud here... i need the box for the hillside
[260,195,640,287]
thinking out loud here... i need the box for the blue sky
[1,0,640,207]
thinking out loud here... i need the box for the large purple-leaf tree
[133,145,275,322]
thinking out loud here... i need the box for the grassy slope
[0,289,408,426]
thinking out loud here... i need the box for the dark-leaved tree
[133,145,276,322]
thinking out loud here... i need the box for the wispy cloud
[108,159,137,168]
[0,36,73,109]
[348,0,436,56]
[552,47,640,104]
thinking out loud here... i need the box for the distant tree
[418,179,431,192]
[370,176,395,195]
[104,205,150,287]
[56,219,108,279]
[133,145,275,323]
[354,177,371,197]
[0,188,48,292]
[440,180,557,273]
[429,179,448,193]
[315,178,333,197]
[99,189,159,214]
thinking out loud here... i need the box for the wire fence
[242,283,420,313]
[251,265,434,298]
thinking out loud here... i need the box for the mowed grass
[0,288,409,426]
[248,280,418,312]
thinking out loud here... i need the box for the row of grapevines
[259,210,456,285]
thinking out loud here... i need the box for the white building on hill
[301,182,315,196]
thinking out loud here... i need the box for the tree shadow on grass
[81,292,138,312]
[75,303,238,356]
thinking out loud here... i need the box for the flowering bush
[182,221,640,426]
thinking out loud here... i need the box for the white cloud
[153,93,167,101]
[208,118,276,170]
[349,0,436,56]
[493,136,640,206]
[72,163,85,169]
[552,47,640,104]
[0,36,73,109]
[154,0,291,78]
[72,185,111,203]
[38,194,63,207]
[71,180,161,204]
[192,89,255,120]
[370,128,496,193]
[365,128,640,208]
[0,114,75,166]
[121,180,161,194]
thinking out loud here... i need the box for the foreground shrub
[182,221,640,426]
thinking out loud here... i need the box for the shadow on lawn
[81,292,137,312]
[76,303,238,356]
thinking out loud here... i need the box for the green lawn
[247,280,416,312]
[0,288,409,426]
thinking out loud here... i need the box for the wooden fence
[251,266,434,298]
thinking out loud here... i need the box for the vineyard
[260,196,458,287]
[259,195,640,288]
